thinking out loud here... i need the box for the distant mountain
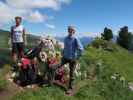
[0,29,40,48]
[80,37,94,46]
[1,29,120,48]
[26,34,40,47]
[112,35,118,43]
[0,29,94,48]
[55,37,64,42]
[0,29,10,48]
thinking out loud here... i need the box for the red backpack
[21,58,31,69]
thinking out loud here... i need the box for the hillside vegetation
[0,30,133,100]
[0,29,39,49]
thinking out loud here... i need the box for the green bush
[91,38,119,52]
[0,65,9,91]
[0,76,8,91]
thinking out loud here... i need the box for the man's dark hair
[15,16,22,21]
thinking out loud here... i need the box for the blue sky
[0,0,133,37]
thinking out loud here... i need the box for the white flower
[78,72,82,76]
[74,71,78,76]
[26,85,32,89]
[64,64,69,71]
[38,71,42,75]
[111,75,117,80]
[111,73,120,80]
[17,62,22,66]
[120,76,125,82]
[8,78,13,82]
[75,71,81,77]
[74,63,81,77]
[83,71,87,79]
[128,82,133,91]
[76,63,80,70]
[11,72,17,78]
[97,62,102,66]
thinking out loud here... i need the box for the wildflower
[83,71,87,79]
[128,82,133,91]
[120,76,125,82]
[111,75,117,80]
[96,61,103,67]
[74,63,81,77]
[11,72,17,78]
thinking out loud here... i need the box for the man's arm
[23,28,27,46]
[76,38,84,58]
[10,26,14,44]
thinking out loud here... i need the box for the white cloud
[27,11,48,23]
[59,0,72,4]
[0,1,28,26]
[0,0,72,27]
[45,23,55,29]
[6,0,71,10]
[6,0,58,10]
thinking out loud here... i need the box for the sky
[0,0,133,37]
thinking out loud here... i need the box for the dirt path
[0,81,22,100]
[0,64,90,100]
[0,72,41,100]
[0,74,24,100]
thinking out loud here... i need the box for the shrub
[101,27,113,41]
[0,76,8,91]
[117,26,132,50]
[91,38,119,52]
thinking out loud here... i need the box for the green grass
[11,40,133,100]
[11,80,104,100]
[0,30,10,48]
[0,65,9,91]
[0,34,133,100]
[84,46,133,81]
[0,76,8,91]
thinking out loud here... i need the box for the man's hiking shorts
[12,42,24,58]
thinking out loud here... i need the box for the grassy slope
[0,30,133,100]
[86,46,133,81]
[11,43,133,100]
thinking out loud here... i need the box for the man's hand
[23,28,27,46]
[24,41,27,47]
[76,50,83,60]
